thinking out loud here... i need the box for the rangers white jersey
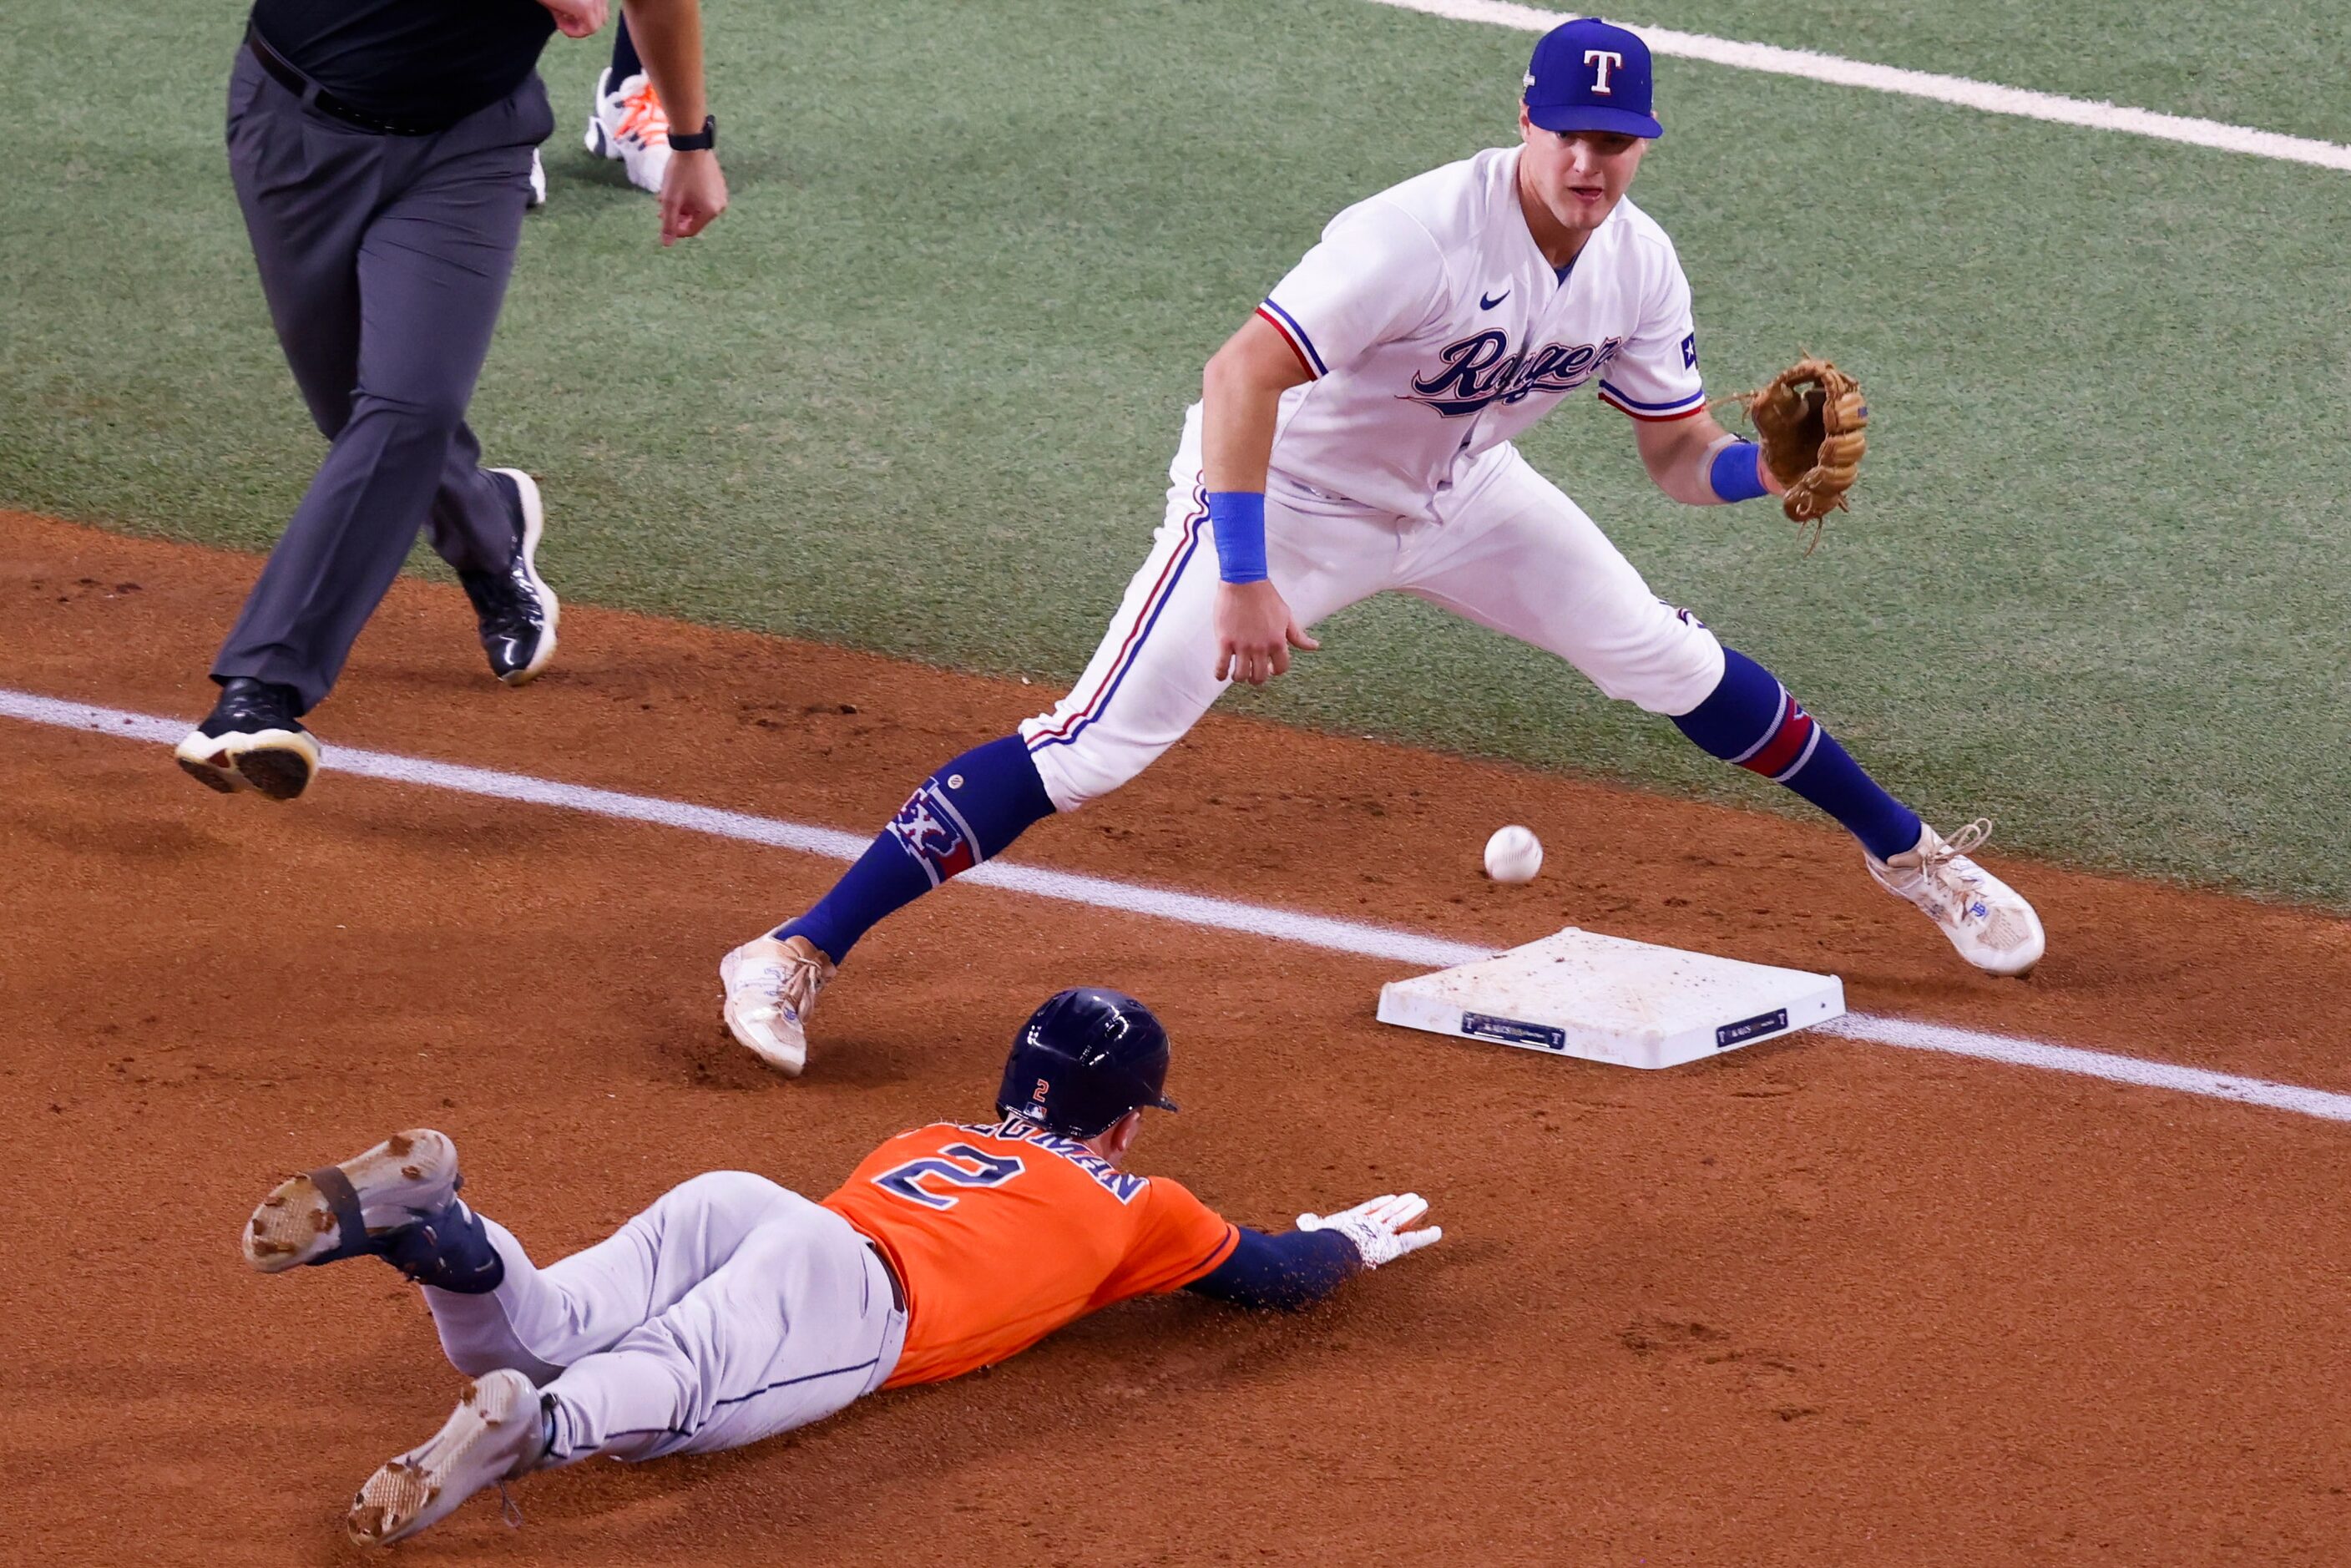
[1253,145,1704,518]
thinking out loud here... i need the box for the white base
[1376,927,1845,1070]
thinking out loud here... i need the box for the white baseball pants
[1019,403,1727,811]
[422,1172,906,1463]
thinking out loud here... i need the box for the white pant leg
[422,1171,808,1381]
[1020,403,1401,809]
[541,1195,906,1464]
[1403,443,1725,716]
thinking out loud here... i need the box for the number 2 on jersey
[872,1143,1026,1211]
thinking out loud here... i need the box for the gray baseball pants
[215,48,553,711]
[422,1173,908,1463]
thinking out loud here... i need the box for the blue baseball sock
[780,735,1056,963]
[1673,648,1923,862]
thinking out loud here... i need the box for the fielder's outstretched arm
[1633,408,1789,507]
[1186,1193,1442,1311]
[1200,316,1321,688]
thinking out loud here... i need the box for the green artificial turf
[1600,0,2351,145]
[4,0,2348,903]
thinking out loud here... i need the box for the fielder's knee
[1590,610,1727,717]
[1021,736,1147,815]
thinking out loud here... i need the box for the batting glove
[1297,1192,1442,1269]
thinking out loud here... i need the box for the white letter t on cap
[1584,48,1623,93]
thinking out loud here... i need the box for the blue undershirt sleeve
[1184,1225,1362,1311]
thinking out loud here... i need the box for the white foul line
[1363,0,2351,175]
[12,685,2351,1125]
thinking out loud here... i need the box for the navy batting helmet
[997,988,1179,1140]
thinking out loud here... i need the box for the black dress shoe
[461,468,560,686]
[174,676,320,799]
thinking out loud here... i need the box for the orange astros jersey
[822,1115,1239,1388]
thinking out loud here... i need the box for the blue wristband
[1206,491,1268,584]
[1708,440,1770,503]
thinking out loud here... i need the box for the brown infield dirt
[3,508,2348,1566]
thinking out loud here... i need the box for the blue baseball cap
[1523,18,1662,139]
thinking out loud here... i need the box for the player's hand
[537,0,608,38]
[1297,1192,1442,1269]
[1214,579,1317,686]
[660,149,729,246]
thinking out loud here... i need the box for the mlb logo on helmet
[1523,17,1664,139]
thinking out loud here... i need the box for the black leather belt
[866,1241,906,1313]
[245,23,458,136]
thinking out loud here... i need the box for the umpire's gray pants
[422,1173,908,1464]
[216,48,553,711]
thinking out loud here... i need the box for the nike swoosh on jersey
[1479,289,1510,310]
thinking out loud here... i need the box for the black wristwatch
[670,114,717,153]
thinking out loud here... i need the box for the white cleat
[584,66,671,195]
[241,1128,462,1274]
[1866,819,2046,977]
[346,1368,544,1547]
[526,147,547,209]
[719,933,835,1077]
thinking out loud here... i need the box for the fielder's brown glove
[1737,357,1868,535]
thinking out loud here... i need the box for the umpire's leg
[214,73,549,713]
[222,51,371,465]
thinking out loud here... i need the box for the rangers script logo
[1406,330,1623,417]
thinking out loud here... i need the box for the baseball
[1483,825,1543,883]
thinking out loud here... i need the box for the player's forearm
[1201,318,1315,586]
[1636,411,1732,504]
[1185,1225,1362,1311]
[1639,411,1780,507]
[618,0,709,130]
